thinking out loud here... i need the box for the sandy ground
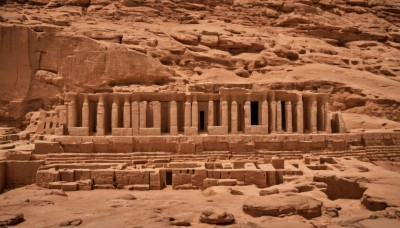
[1,158,400,227]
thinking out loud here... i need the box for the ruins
[1,0,400,227]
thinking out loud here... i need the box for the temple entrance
[166,170,172,185]
[199,111,205,132]
[251,101,259,125]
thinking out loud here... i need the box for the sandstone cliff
[0,0,399,124]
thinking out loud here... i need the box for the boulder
[59,218,82,226]
[0,213,24,226]
[243,195,323,219]
[200,208,235,225]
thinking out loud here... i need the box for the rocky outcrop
[313,174,368,200]
[243,195,323,219]
[1,0,400,125]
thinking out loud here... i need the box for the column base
[244,126,268,134]
[68,127,89,136]
[96,129,105,136]
[184,127,198,135]
[170,126,178,135]
[112,128,133,136]
[139,128,161,136]
[207,126,228,135]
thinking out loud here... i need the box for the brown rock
[243,195,323,219]
[200,208,235,225]
[0,213,24,226]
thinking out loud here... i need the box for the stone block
[68,127,89,136]
[91,170,114,185]
[244,170,267,188]
[62,143,81,153]
[61,182,78,191]
[191,169,207,188]
[6,160,44,189]
[74,169,91,181]
[48,181,64,189]
[34,141,63,154]
[203,140,229,151]
[217,179,237,186]
[80,142,93,153]
[110,137,134,152]
[112,128,133,136]
[228,170,245,182]
[245,126,268,134]
[36,169,60,188]
[139,128,161,135]
[150,171,164,190]
[207,126,228,135]
[184,127,198,135]
[60,169,74,182]
[77,179,93,190]
[115,170,149,187]
[133,184,150,191]
[5,151,31,160]
[203,178,218,188]
[92,137,110,153]
[271,157,284,169]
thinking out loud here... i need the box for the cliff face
[0,0,399,123]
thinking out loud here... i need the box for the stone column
[153,101,161,129]
[317,101,324,132]
[325,100,332,133]
[131,101,139,135]
[270,100,276,133]
[111,95,119,129]
[285,101,292,133]
[244,98,251,132]
[276,101,282,132]
[82,95,89,128]
[208,100,214,128]
[231,99,238,134]
[311,97,318,133]
[96,95,105,136]
[170,101,178,135]
[192,96,198,129]
[184,97,191,128]
[296,98,304,133]
[140,101,147,128]
[261,98,268,129]
[67,94,77,128]
[123,95,131,128]
[221,99,228,128]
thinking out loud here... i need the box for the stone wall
[6,161,44,189]
[38,132,400,154]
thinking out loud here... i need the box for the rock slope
[0,0,399,124]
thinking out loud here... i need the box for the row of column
[67,94,331,135]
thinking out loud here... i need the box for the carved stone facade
[64,88,335,137]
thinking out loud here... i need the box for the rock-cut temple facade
[62,88,340,137]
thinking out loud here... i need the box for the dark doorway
[166,170,172,185]
[281,101,286,131]
[251,101,259,125]
[199,111,205,131]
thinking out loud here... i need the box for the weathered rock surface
[243,195,323,219]
[0,213,24,226]
[313,174,368,200]
[199,208,235,225]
